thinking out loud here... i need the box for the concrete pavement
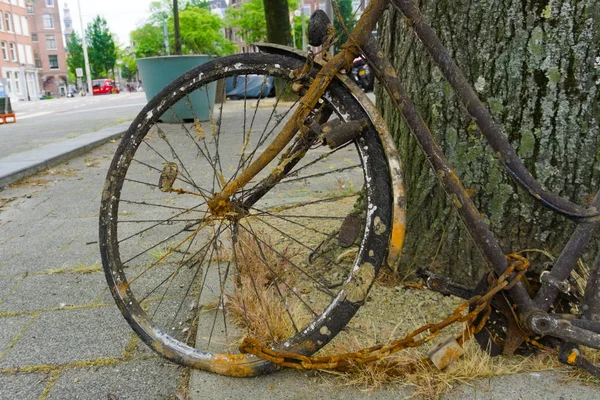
[0,98,599,399]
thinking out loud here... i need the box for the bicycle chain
[239,254,530,371]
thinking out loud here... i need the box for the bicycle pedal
[427,336,464,370]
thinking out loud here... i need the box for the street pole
[301,0,306,51]
[173,0,181,55]
[9,3,30,101]
[325,0,334,54]
[77,0,93,96]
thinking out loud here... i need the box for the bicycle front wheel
[99,53,393,375]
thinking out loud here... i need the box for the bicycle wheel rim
[99,53,393,375]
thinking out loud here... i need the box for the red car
[92,79,119,95]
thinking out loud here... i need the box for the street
[0,92,147,158]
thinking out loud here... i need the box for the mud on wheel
[99,53,394,375]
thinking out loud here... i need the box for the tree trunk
[263,0,293,46]
[263,0,294,98]
[378,0,600,284]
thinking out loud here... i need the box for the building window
[42,14,53,29]
[0,14,3,31]
[32,33,37,42]
[27,5,33,14]
[14,71,21,95]
[46,0,54,6]
[1,42,7,60]
[21,16,28,35]
[34,55,41,68]
[6,71,11,93]
[9,42,16,61]
[4,13,12,32]
[45,34,56,50]
[48,54,58,69]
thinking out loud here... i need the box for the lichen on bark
[378,0,600,284]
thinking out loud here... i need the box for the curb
[0,121,132,188]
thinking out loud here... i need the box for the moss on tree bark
[378,0,600,284]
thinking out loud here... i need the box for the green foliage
[131,23,165,58]
[334,0,356,52]
[66,31,85,80]
[86,16,117,78]
[121,56,137,82]
[134,0,234,57]
[225,0,267,44]
[226,0,298,45]
[168,7,235,56]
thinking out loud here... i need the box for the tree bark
[378,0,600,284]
[263,0,293,46]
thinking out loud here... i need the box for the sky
[60,0,154,47]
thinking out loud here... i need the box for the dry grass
[8,168,79,189]
[227,229,311,346]
[9,177,50,188]
[320,337,560,398]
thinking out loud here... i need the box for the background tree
[130,23,165,58]
[133,0,233,57]
[333,0,355,52]
[120,56,137,82]
[262,0,293,46]
[225,0,267,44]
[169,7,235,55]
[66,31,85,81]
[378,1,600,284]
[86,16,117,78]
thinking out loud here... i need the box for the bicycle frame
[213,0,600,373]
[299,0,600,372]
[349,0,600,368]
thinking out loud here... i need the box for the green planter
[137,55,215,122]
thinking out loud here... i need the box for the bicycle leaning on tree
[98,0,600,378]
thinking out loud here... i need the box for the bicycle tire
[99,52,394,375]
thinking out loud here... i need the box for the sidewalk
[0,121,131,188]
[0,110,599,399]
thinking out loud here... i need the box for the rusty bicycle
[99,0,600,377]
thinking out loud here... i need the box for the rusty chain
[239,254,530,371]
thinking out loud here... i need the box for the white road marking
[56,103,148,116]
[18,111,53,120]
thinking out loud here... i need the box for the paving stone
[0,372,46,400]
[0,315,33,358]
[47,359,182,400]
[0,272,107,313]
[0,275,21,302]
[0,306,131,369]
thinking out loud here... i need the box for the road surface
[0,92,147,159]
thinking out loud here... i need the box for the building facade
[27,0,67,97]
[0,0,40,101]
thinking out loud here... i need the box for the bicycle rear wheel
[99,53,394,375]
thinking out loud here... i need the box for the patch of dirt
[9,177,50,189]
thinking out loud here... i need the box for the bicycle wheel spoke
[123,210,212,282]
[236,223,335,298]
[245,221,302,334]
[117,202,206,243]
[247,211,347,288]
[100,53,393,370]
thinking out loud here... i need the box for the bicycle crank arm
[524,311,600,350]
[416,268,474,300]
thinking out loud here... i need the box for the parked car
[92,79,119,95]
[226,75,275,99]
